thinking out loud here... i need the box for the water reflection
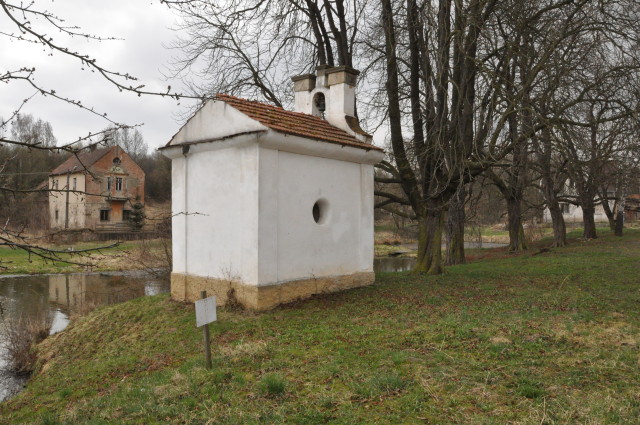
[373,241,508,273]
[48,274,147,312]
[0,272,169,402]
[374,257,416,272]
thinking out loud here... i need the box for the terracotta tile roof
[50,146,112,176]
[216,94,382,151]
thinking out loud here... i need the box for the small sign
[195,296,217,327]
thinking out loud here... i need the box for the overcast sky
[0,0,197,151]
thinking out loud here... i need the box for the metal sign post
[195,291,217,369]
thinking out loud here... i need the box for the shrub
[129,199,145,231]
[1,308,52,375]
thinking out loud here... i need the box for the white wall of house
[48,173,86,229]
[542,202,610,223]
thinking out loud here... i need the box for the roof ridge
[49,145,114,176]
[216,94,328,119]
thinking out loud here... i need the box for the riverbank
[2,222,618,274]
[0,239,171,275]
[1,229,639,423]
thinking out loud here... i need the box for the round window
[312,198,330,225]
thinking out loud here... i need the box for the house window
[560,203,571,214]
[100,210,110,221]
[107,177,112,190]
[73,178,77,191]
[113,157,121,164]
[55,210,59,221]
[123,210,131,221]
[116,177,123,191]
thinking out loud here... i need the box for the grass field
[1,229,639,424]
[0,240,166,275]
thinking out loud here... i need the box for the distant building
[624,194,640,221]
[542,180,639,223]
[48,145,145,231]
[543,201,610,223]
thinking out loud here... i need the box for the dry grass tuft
[1,309,52,375]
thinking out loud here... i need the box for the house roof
[49,146,113,176]
[167,94,382,152]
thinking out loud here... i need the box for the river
[0,271,169,402]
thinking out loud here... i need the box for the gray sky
[0,0,196,150]
[1,1,389,153]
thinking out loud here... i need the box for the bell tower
[292,65,372,143]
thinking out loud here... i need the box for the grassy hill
[2,230,639,424]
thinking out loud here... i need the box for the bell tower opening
[312,92,326,118]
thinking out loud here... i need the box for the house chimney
[292,66,372,143]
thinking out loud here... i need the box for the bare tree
[154,0,640,275]
[532,127,569,247]
[162,0,361,106]
[104,127,149,162]
[559,99,637,239]
[376,0,598,272]
[0,114,64,230]
[0,1,186,266]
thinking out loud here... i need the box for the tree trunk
[506,197,527,251]
[534,128,567,247]
[547,202,567,247]
[615,198,625,237]
[414,200,445,275]
[582,205,597,239]
[445,187,465,265]
[607,215,616,231]
[615,209,624,236]
[599,192,616,230]
[543,177,567,247]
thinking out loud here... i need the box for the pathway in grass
[2,230,639,424]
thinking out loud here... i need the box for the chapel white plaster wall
[257,148,375,285]
[170,143,260,285]
[171,157,187,273]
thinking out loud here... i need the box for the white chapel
[161,66,384,310]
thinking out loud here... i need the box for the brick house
[625,194,640,220]
[48,145,145,231]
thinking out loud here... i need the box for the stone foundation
[170,272,375,311]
